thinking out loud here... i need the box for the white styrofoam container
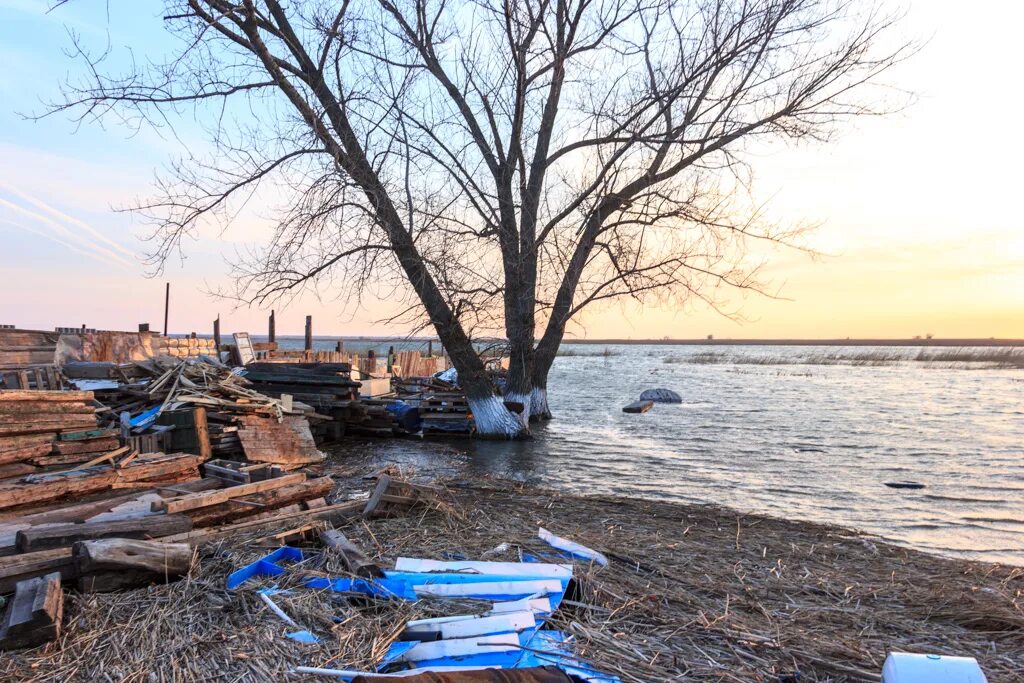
[882,653,987,682]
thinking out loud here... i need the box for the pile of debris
[65,358,325,467]
[0,390,116,479]
[0,470,433,652]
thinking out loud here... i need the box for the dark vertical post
[268,310,276,344]
[304,315,313,351]
[428,340,433,356]
[163,282,170,336]
[213,316,221,347]
[336,340,344,353]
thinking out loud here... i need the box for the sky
[0,1,1021,340]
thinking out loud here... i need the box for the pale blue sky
[0,1,1021,338]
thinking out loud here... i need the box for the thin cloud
[0,180,136,258]
[0,195,136,269]
[0,218,127,268]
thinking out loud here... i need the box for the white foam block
[412,578,563,599]
[395,558,573,578]
[400,634,521,662]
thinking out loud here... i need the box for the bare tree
[49,0,910,436]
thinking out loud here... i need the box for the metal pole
[163,282,170,336]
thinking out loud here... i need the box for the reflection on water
[336,344,1024,566]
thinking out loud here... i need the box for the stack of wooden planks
[0,329,59,373]
[242,362,359,411]
[0,390,119,479]
[391,351,447,379]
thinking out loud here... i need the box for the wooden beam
[70,446,130,471]
[16,514,194,552]
[151,473,306,514]
[0,572,63,649]
[363,475,391,519]
[320,529,383,578]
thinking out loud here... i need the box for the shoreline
[2,472,1019,682]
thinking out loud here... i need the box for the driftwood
[74,538,192,593]
[16,515,194,552]
[320,529,383,578]
[0,572,63,650]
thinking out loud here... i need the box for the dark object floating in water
[623,400,655,414]
[885,481,926,489]
[639,388,682,403]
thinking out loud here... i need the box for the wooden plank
[363,474,391,519]
[0,453,206,512]
[57,428,117,442]
[51,437,120,456]
[0,390,94,403]
[152,473,306,514]
[70,446,130,471]
[16,515,194,552]
[236,414,324,466]
[0,421,97,437]
[0,463,38,480]
[193,406,212,460]
[0,549,74,594]
[183,476,334,527]
[0,443,52,466]
[160,500,364,545]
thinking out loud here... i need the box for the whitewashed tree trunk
[503,391,531,428]
[529,387,551,421]
[469,395,529,438]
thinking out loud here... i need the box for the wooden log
[184,476,335,527]
[0,444,53,466]
[16,515,194,552]
[320,529,383,578]
[74,538,191,578]
[152,473,307,514]
[0,572,63,649]
[0,453,206,512]
[622,400,655,414]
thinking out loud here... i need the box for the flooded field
[331,344,1024,566]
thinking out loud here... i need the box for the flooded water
[338,344,1024,566]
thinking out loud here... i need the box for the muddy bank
[1,471,1020,682]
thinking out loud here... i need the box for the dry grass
[1,479,1021,682]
